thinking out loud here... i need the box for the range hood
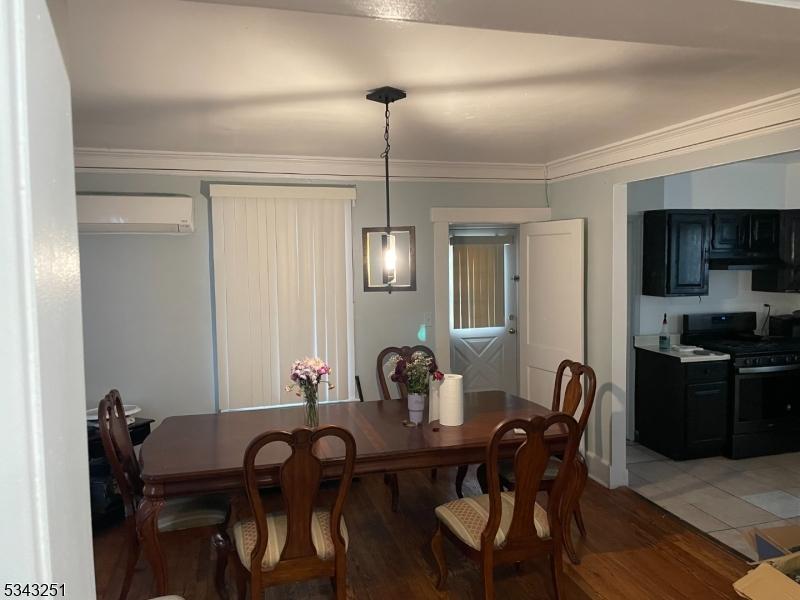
[709,256,783,270]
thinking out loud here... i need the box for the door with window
[450,228,518,394]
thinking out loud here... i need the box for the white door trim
[431,207,551,373]
[610,185,629,488]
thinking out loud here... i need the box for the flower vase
[303,384,319,428]
[407,392,426,425]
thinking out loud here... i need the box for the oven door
[733,364,800,434]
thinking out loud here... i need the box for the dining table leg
[136,495,168,595]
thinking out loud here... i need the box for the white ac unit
[77,194,194,233]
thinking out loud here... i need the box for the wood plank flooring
[93,468,748,599]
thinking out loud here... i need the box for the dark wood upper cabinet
[779,210,800,267]
[711,211,748,253]
[643,210,710,297]
[752,210,800,292]
[710,210,779,259]
[749,211,780,255]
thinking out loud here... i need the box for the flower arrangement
[390,352,444,395]
[285,357,334,427]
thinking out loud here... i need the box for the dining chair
[473,359,597,565]
[376,344,438,511]
[229,426,356,600]
[97,390,231,600]
[431,413,581,600]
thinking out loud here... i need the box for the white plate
[86,404,141,421]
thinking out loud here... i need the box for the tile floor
[626,442,800,560]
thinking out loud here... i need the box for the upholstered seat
[233,510,349,572]
[435,492,550,551]
[156,495,229,532]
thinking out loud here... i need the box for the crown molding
[75,88,800,184]
[546,88,800,181]
[74,148,546,182]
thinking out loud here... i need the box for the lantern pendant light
[367,86,406,292]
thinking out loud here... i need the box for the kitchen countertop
[634,335,730,363]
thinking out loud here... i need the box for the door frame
[431,207,551,374]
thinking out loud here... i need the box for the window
[210,185,355,410]
[450,236,509,329]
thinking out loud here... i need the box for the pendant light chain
[381,102,391,230]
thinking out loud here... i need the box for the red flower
[433,370,444,381]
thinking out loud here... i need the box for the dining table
[136,390,587,595]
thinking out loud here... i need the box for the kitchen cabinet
[711,211,749,254]
[635,348,729,460]
[685,381,729,454]
[642,210,711,297]
[709,210,779,267]
[749,211,780,255]
[752,210,800,292]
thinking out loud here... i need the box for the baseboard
[585,450,611,487]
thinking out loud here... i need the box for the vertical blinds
[210,185,355,410]
[451,240,505,329]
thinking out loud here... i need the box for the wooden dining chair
[431,413,581,600]
[97,390,231,600]
[473,359,597,565]
[229,426,356,600]
[376,344,438,511]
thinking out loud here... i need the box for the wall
[76,171,546,422]
[1,0,95,593]
[548,124,800,487]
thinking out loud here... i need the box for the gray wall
[76,172,546,422]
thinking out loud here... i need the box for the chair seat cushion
[435,491,549,550]
[157,494,229,532]
[233,510,348,572]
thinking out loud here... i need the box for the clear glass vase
[303,384,319,428]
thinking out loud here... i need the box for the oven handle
[737,364,800,374]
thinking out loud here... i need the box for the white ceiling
[53,0,800,164]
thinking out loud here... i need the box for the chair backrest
[483,414,580,550]
[97,389,143,516]
[242,426,356,576]
[551,359,597,437]
[376,344,436,401]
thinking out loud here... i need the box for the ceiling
[52,0,800,164]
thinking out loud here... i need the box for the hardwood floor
[93,469,748,599]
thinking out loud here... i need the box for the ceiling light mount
[366,86,407,105]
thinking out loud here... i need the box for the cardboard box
[734,551,800,600]
[744,525,800,561]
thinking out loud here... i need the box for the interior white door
[518,219,585,407]
[451,234,518,394]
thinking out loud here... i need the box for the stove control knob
[744,358,753,367]
[771,357,779,364]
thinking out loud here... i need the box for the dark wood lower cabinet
[685,381,729,457]
[635,349,729,460]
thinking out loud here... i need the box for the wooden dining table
[137,390,586,595]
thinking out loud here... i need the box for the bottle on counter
[659,313,670,350]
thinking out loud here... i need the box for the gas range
[697,339,800,368]
[681,311,800,459]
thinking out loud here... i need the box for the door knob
[508,328,517,334]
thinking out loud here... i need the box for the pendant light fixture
[367,86,406,292]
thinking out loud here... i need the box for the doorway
[449,225,519,394]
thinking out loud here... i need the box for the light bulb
[382,233,397,284]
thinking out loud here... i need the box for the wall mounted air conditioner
[77,193,194,233]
